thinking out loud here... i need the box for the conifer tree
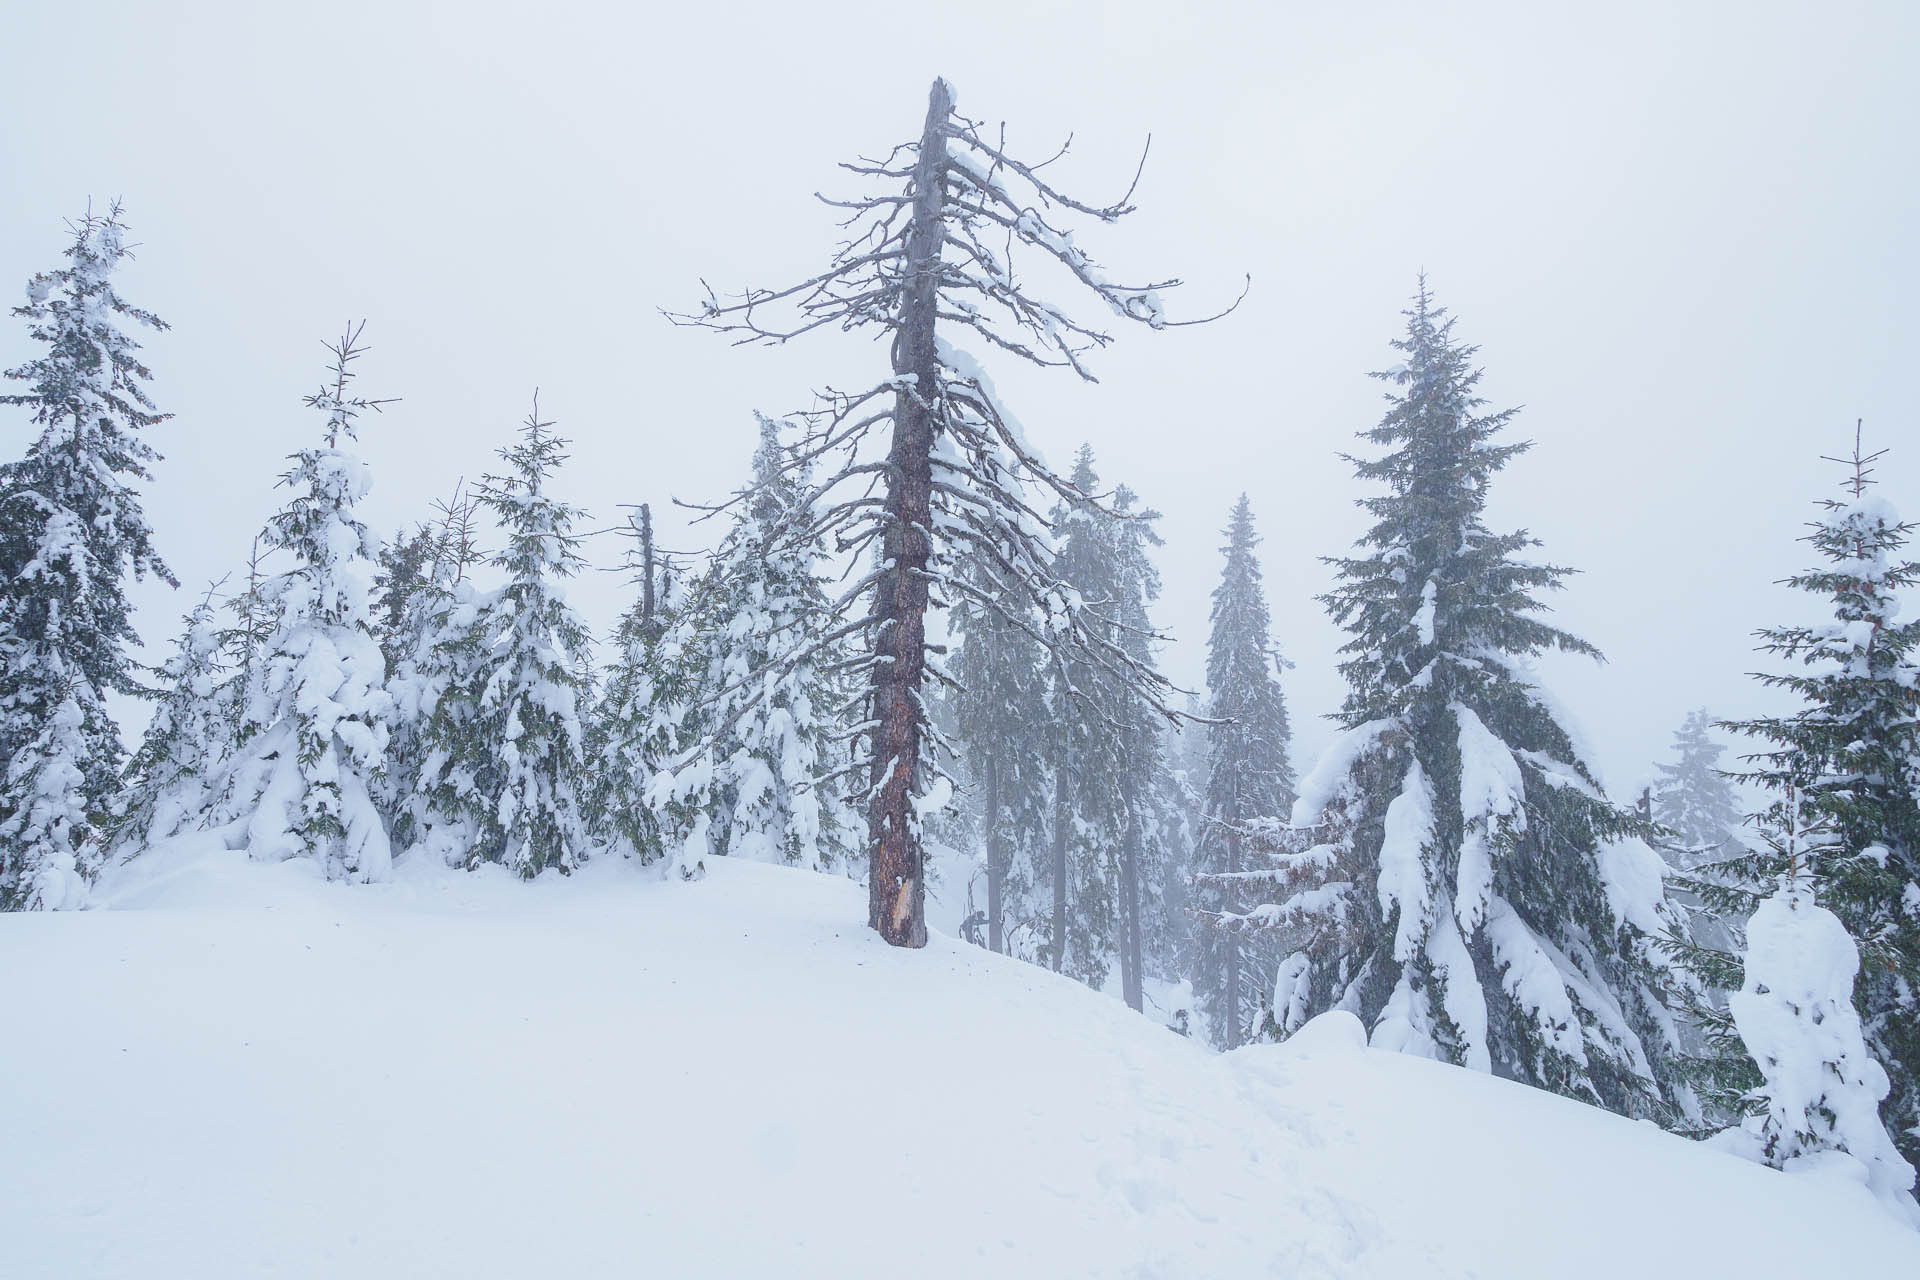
[1721,801,1918,1223]
[0,203,174,908]
[1198,283,1690,1122]
[647,417,861,873]
[1042,448,1185,1005]
[675,78,1229,946]
[1716,431,1920,1166]
[411,398,593,878]
[110,589,230,853]
[1651,709,1743,869]
[385,485,483,854]
[951,532,1052,956]
[193,327,394,880]
[585,538,679,867]
[1191,495,1296,1048]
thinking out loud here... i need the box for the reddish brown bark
[866,79,952,948]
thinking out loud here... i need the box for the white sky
[3,0,1915,791]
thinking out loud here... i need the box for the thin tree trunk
[1051,730,1069,973]
[866,79,950,949]
[1224,821,1242,1049]
[1120,822,1143,1011]
[984,752,1005,954]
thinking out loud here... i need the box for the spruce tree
[647,417,861,873]
[585,542,679,867]
[1191,495,1296,1048]
[1718,432,1920,1167]
[0,203,175,908]
[951,531,1053,957]
[1198,283,1689,1122]
[1651,709,1743,869]
[194,327,394,880]
[109,589,230,853]
[412,399,593,878]
[1041,448,1185,1005]
[1721,802,1918,1222]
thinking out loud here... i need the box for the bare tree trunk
[1120,823,1143,1011]
[865,79,951,949]
[1051,733,1069,973]
[984,753,1005,954]
[1224,821,1242,1049]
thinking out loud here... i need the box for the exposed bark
[984,752,1005,954]
[1051,725,1070,973]
[1224,821,1242,1049]
[864,79,951,949]
[1120,823,1144,1011]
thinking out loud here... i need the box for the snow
[4,850,1917,1277]
[1724,883,1919,1224]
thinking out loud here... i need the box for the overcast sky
[3,0,1915,792]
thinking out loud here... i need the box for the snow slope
[5,845,1916,1278]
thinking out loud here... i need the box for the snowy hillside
[6,847,1916,1279]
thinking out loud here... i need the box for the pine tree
[194,326,394,881]
[648,416,861,874]
[1651,709,1743,869]
[1198,282,1690,1122]
[1040,448,1185,1006]
[951,530,1053,957]
[385,484,484,854]
[110,588,230,853]
[676,79,1225,947]
[1191,495,1296,1048]
[585,534,679,867]
[0,203,175,908]
[1720,800,1918,1223]
[1717,431,1920,1167]
[412,398,593,878]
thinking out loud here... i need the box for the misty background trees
[3,77,1918,1212]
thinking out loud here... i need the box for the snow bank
[3,852,1915,1277]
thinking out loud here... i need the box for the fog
[3,0,1914,789]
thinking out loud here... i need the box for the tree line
[2,80,1915,1219]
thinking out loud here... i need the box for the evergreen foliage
[1651,709,1743,868]
[645,417,861,875]
[0,203,174,908]
[1198,283,1690,1124]
[1711,434,1920,1167]
[1191,494,1296,1048]
[110,590,230,853]
[411,399,594,878]
[951,524,1053,958]
[193,327,394,881]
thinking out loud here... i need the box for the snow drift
[4,843,1915,1278]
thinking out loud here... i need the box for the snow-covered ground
[6,844,1916,1278]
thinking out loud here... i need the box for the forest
[3,14,1918,1272]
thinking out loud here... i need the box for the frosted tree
[385,484,484,853]
[650,416,861,873]
[0,203,175,909]
[1651,709,1743,869]
[109,589,231,853]
[1197,283,1690,1122]
[673,78,1233,946]
[585,529,680,867]
[412,399,593,878]
[1717,430,1920,1167]
[1034,448,1186,1005]
[193,327,394,880]
[1191,494,1297,1048]
[1720,800,1918,1224]
[951,527,1053,956]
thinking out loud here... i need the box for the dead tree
[673,77,1239,948]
